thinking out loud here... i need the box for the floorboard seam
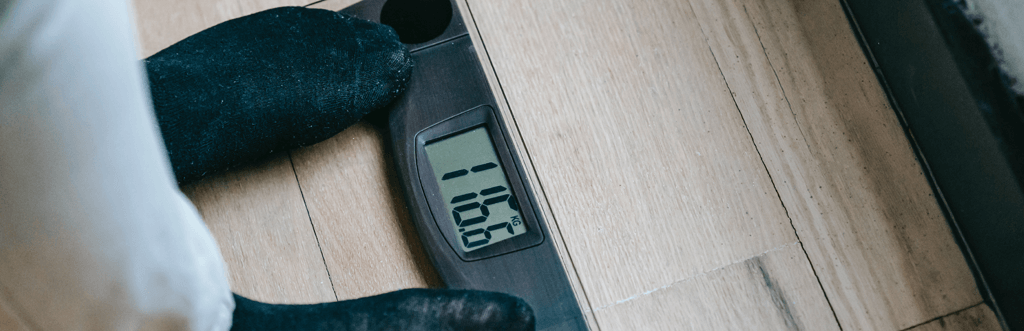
[897,301,985,331]
[287,152,339,301]
[593,241,800,312]
[683,0,844,328]
[738,2,845,330]
[303,0,327,8]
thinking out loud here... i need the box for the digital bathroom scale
[339,0,589,330]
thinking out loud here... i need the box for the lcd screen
[424,127,527,252]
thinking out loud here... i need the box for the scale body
[341,1,587,330]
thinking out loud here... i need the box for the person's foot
[229,289,535,331]
[145,7,413,184]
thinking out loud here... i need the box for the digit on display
[424,127,528,252]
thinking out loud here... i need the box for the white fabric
[964,0,1024,95]
[0,0,234,330]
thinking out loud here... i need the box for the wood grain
[290,122,442,301]
[466,0,799,309]
[181,153,336,304]
[456,1,600,327]
[906,304,1002,331]
[596,244,840,331]
[687,0,982,329]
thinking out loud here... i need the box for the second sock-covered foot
[229,289,535,331]
[145,7,413,184]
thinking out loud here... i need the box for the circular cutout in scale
[380,0,453,44]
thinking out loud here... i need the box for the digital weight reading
[424,127,527,252]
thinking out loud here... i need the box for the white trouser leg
[0,0,234,330]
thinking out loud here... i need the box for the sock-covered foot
[229,289,535,331]
[145,7,412,184]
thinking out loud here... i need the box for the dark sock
[145,7,412,184]
[229,289,535,331]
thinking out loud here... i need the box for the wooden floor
[126,0,1002,330]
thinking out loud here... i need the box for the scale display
[424,127,527,252]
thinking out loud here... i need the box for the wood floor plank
[687,0,981,329]
[457,1,600,327]
[181,154,336,304]
[290,122,442,300]
[466,0,799,308]
[906,304,1002,331]
[596,244,841,331]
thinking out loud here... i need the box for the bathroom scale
[339,0,588,330]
